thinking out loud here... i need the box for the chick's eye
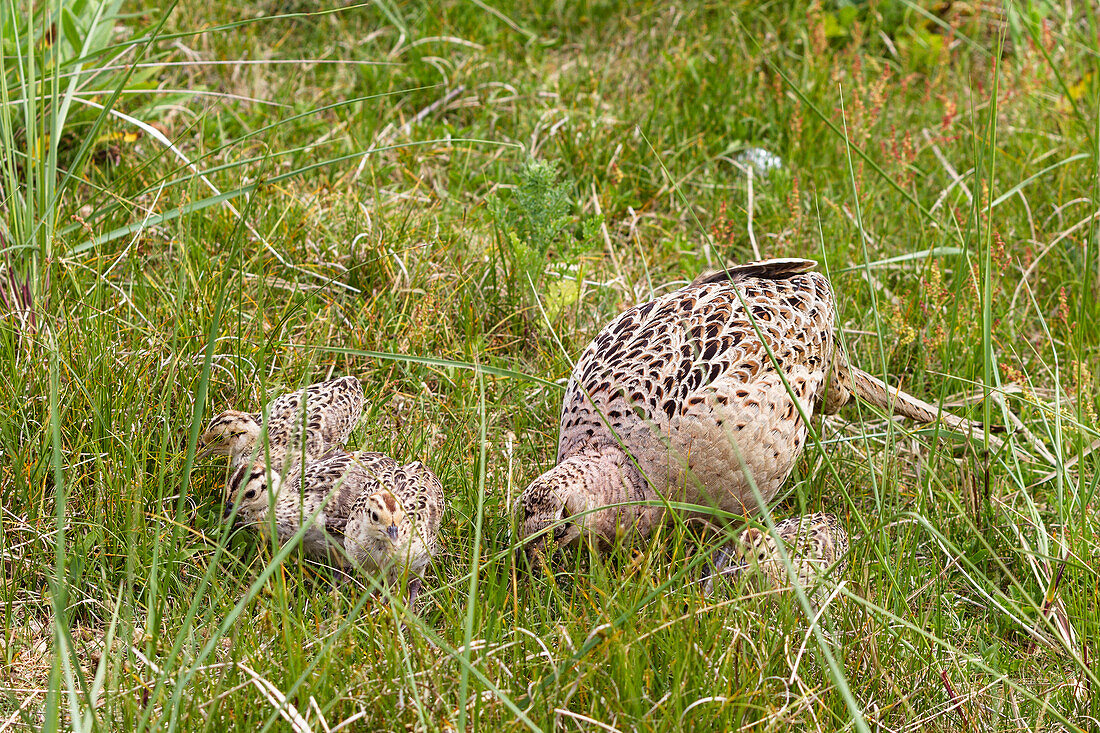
[371,511,379,522]
[244,490,256,500]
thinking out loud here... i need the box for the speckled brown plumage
[514,258,987,558]
[224,450,444,605]
[724,511,849,602]
[197,376,364,472]
[341,454,445,605]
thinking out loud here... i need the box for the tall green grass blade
[457,368,489,732]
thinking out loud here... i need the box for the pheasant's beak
[514,526,552,571]
[387,524,398,541]
[519,541,551,574]
[223,501,235,519]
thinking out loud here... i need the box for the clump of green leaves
[492,158,600,323]
[508,158,572,257]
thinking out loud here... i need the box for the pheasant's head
[224,459,281,524]
[735,526,778,567]
[512,467,583,568]
[197,410,261,462]
[362,490,408,544]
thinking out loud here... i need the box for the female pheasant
[513,259,988,563]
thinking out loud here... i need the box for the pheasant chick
[197,375,365,473]
[731,512,848,602]
[223,458,346,563]
[343,490,433,603]
[343,471,444,607]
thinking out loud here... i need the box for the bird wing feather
[690,258,818,287]
[261,376,365,465]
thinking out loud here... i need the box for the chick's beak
[387,524,398,541]
[223,501,235,519]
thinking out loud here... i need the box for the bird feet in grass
[364,577,427,618]
[405,577,424,615]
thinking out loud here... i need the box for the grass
[2,0,1099,729]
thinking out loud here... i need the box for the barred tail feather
[692,258,817,287]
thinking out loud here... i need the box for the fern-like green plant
[492,158,599,323]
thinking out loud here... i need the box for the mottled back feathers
[734,511,849,600]
[260,375,365,468]
[285,450,444,548]
[199,376,365,473]
[689,257,818,286]
[558,259,837,515]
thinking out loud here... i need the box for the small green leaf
[60,8,82,53]
[837,5,859,28]
[543,277,580,322]
[823,12,846,39]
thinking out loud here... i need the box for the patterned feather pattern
[260,375,365,468]
[557,259,835,517]
[198,375,365,472]
[515,258,990,560]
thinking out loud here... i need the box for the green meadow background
[1,0,1098,730]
